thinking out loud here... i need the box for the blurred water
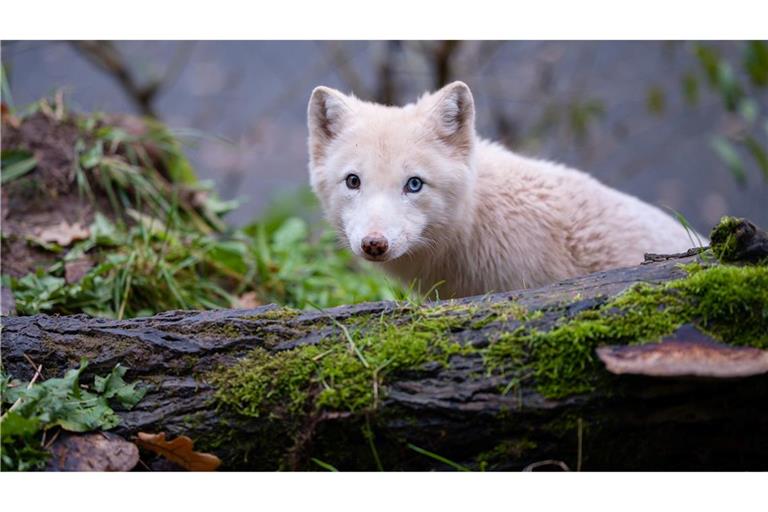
[3,41,766,232]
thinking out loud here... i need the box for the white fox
[307,81,700,298]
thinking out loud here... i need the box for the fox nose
[361,234,389,258]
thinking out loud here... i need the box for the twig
[643,246,708,263]
[43,428,61,449]
[137,457,153,471]
[23,353,45,380]
[577,418,583,472]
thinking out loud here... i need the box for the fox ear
[308,86,350,164]
[430,81,475,157]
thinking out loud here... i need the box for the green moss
[211,262,768,423]
[250,308,301,321]
[486,262,768,397]
[710,216,744,262]
[476,438,538,470]
[210,308,475,423]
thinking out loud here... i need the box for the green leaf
[744,136,768,181]
[737,98,759,124]
[272,218,309,250]
[711,136,747,185]
[695,44,721,86]
[53,395,119,432]
[93,364,146,409]
[90,213,123,246]
[646,86,666,115]
[0,412,41,437]
[715,62,744,112]
[744,40,768,87]
[1,150,37,184]
[208,241,248,275]
[681,72,699,105]
[79,141,104,169]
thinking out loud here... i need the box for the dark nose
[361,234,389,257]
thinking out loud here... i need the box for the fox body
[307,81,699,298]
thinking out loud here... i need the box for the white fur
[307,81,702,298]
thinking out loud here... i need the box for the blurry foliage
[650,41,768,184]
[646,85,666,116]
[528,98,606,148]
[2,98,404,319]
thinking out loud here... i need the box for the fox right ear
[429,81,475,158]
[308,86,350,164]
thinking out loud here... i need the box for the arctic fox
[307,81,699,298]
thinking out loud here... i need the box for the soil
[1,111,106,277]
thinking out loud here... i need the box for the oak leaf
[135,432,221,471]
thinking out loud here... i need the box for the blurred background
[2,40,767,232]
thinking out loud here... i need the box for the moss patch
[710,216,745,262]
[709,215,768,264]
[210,307,480,423]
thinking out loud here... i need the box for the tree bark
[2,253,767,471]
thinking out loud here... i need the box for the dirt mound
[1,104,213,278]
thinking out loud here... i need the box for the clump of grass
[5,212,239,318]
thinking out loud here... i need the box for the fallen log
[2,249,767,471]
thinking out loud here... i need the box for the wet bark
[2,253,767,471]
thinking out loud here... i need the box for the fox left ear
[308,86,350,165]
[430,81,475,157]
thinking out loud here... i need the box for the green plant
[0,360,145,471]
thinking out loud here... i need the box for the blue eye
[345,173,361,189]
[405,177,423,193]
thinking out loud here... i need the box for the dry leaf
[135,432,221,471]
[1,102,20,128]
[234,291,262,309]
[65,256,94,284]
[36,221,91,246]
[47,431,139,471]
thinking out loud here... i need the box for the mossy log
[2,252,767,471]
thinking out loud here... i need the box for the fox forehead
[325,116,436,182]
[339,104,429,149]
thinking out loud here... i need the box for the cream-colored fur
[307,81,701,298]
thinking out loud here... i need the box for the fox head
[307,81,477,264]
